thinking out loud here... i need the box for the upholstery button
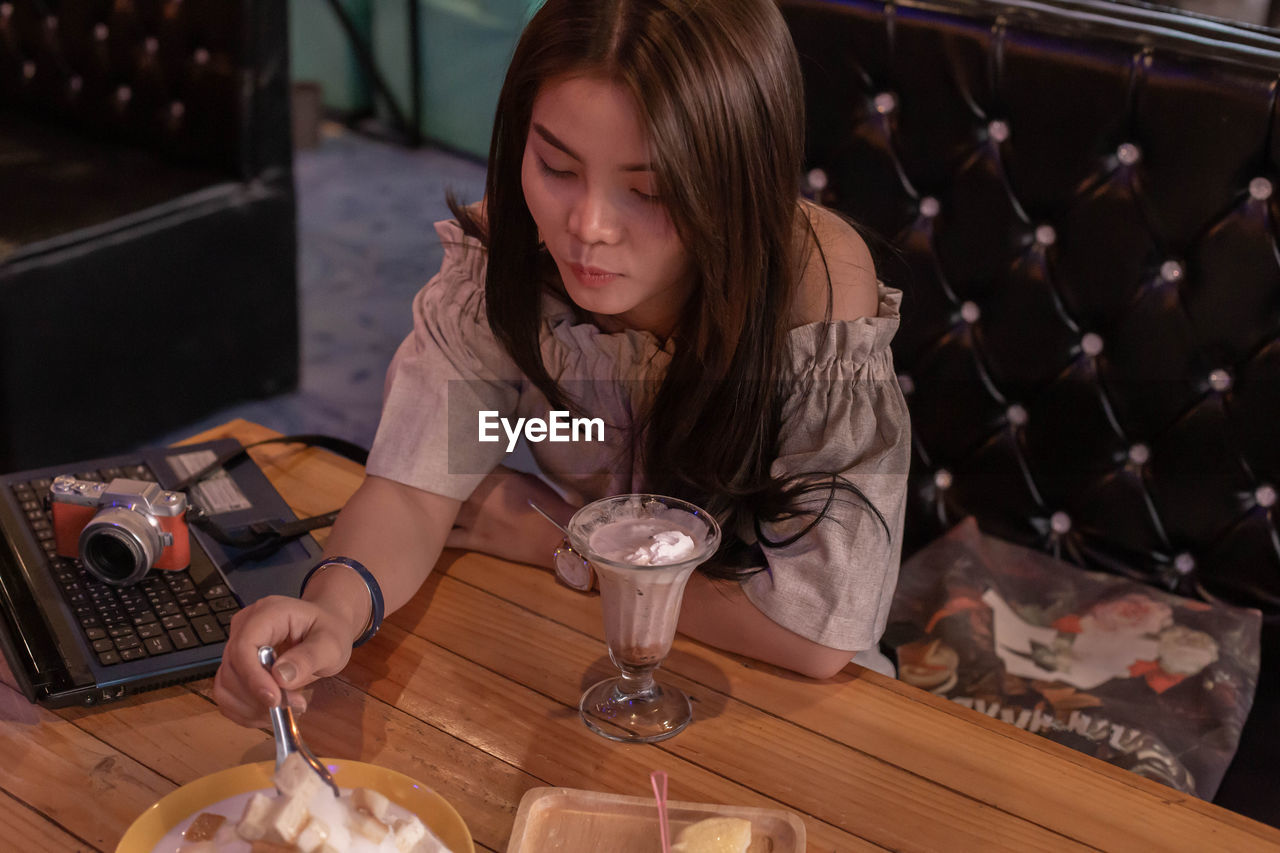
[1006,404,1028,427]
[1256,484,1276,508]
[1034,224,1056,246]
[194,47,210,65]
[94,23,108,41]
[1208,368,1232,393]
[1081,332,1104,357]
[1249,177,1273,201]
[116,85,132,104]
[1128,443,1150,466]
[169,100,185,118]
[1159,259,1184,283]
[145,37,159,56]
[897,374,915,395]
[806,168,828,192]
[874,92,897,115]
[1117,143,1141,166]
[44,15,57,31]
[919,196,940,218]
[934,469,953,491]
[1050,511,1071,534]
[1173,552,1196,575]
[960,301,981,324]
[21,61,34,80]
[987,120,1010,143]
[68,75,82,93]
[0,3,13,21]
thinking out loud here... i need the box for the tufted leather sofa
[0,0,298,471]
[781,0,1280,827]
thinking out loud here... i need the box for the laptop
[0,437,323,708]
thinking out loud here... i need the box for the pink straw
[651,770,672,853]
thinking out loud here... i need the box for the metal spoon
[528,499,570,536]
[257,645,340,797]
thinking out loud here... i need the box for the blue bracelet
[300,556,385,647]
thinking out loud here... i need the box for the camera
[49,475,190,586]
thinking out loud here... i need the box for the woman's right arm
[212,474,461,725]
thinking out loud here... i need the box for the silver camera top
[50,475,187,517]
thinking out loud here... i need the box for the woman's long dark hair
[453,0,887,575]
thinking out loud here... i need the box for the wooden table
[2,418,1279,852]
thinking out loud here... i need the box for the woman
[214,0,910,725]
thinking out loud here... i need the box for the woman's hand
[211,475,462,727]
[212,594,359,726]
[446,466,575,568]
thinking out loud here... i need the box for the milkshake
[568,494,721,742]
[588,517,699,566]
[586,513,704,666]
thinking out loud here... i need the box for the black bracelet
[299,556,385,648]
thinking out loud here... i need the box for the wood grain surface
[0,419,1275,852]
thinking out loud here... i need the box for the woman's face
[521,74,694,338]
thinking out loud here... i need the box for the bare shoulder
[791,202,879,326]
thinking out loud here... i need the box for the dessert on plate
[157,754,452,853]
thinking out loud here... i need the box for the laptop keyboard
[9,464,241,667]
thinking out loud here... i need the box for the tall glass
[568,494,721,743]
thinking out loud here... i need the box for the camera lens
[79,507,160,586]
[82,530,142,583]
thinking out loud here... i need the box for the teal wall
[291,0,545,157]
[290,0,374,114]
[372,0,543,158]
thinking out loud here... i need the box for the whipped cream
[589,518,700,566]
[626,529,696,565]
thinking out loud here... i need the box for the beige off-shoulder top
[367,220,911,651]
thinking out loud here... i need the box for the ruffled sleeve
[365,220,522,500]
[741,285,912,651]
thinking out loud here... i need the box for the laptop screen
[0,518,85,702]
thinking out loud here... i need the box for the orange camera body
[52,501,97,559]
[49,476,190,583]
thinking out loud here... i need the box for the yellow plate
[116,758,474,853]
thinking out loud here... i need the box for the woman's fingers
[273,628,350,690]
[212,662,268,728]
[214,595,341,724]
[225,596,311,705]
[212,665,309,728]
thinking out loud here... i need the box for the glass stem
[616,663,658,698]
